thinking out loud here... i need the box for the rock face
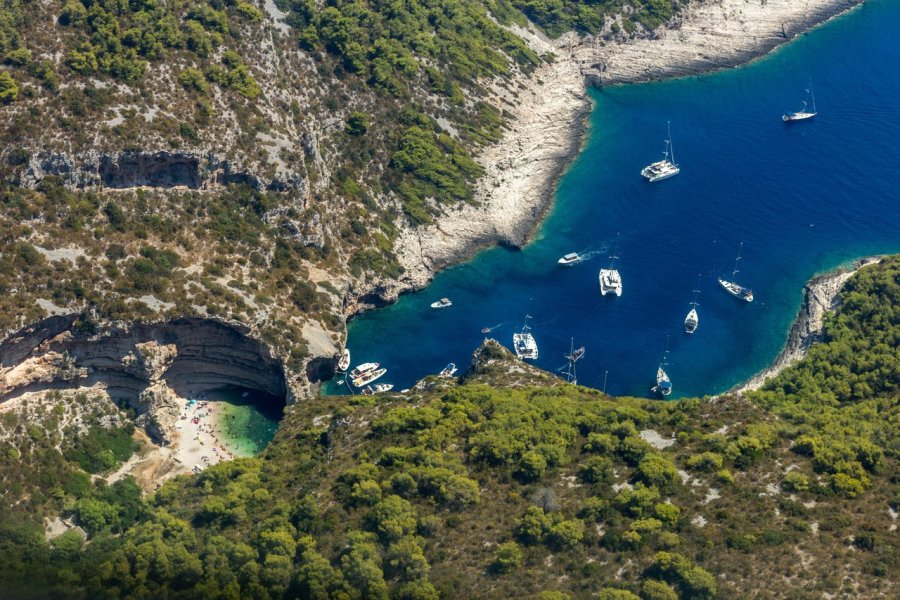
[0,316,290,442]
[387,0,864,304]
[22,151,309,193]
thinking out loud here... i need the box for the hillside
[1,256,897,599]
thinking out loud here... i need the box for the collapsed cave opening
[0,316,290,447]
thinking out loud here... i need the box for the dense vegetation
[1,259,898,598]
[511,0,682,38]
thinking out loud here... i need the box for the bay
[338,0,900,399]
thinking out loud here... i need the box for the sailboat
[718,243,754,302]
[651,336,673,398]
[512,315,539,360]
[337,349,351,372]
[783,81,817,122]
[641,121,680,182]
[599,234,622,297]
[562,338,585,385]
[684,278,700,334]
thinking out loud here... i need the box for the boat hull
[641,167,680,182]
[782,112,816,122]
[599,269,622,297]
[718,278,754,302]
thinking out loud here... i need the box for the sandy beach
[171,396,241,473]
[389,0,866,301]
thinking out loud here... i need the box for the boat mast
[565,337,577,384]
[609,233,620,269]
[732,243,743,280]
[666,121,675,166]
[809,80,816,113]
[691,274,701,308]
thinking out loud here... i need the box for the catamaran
[783,82,817,122]
[353,367,387,388]
[337,349,351,372]
[599,234,622,297]
[652,336,673,397]
[513,315,539,360]
[439,363,458,378]
[684,279,700,334]
[558,252,583,266]
[430,298,453,309]
[718,243,754,302]
[641,121,680,182]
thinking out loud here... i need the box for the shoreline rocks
[732,257,881,394]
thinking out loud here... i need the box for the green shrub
[492,541,523,573]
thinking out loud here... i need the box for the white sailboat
[684,279,700,334]
[651,336,673,397]
[718,243,754,302]
[513,315,539,360]
[783,82,817,122]
[562,338,584,385]
[353,367,387,388]
[350,362,379,379]
[641,121,680,182]
[599,234,623,297]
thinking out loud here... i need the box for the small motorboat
[363,383,394,395]
[439,363,458,378]
[558,252,583,266]
[430,298,453,309]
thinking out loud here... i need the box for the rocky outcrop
[22,151,309,193]
[0,316,291,441]
[733,257,880,394]
[388,0,865,303]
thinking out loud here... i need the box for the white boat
[558,252,583,266]
[512,315,539,360]
[684,282,700,334]
[353,367,386,387]
[718,243,754,302]
[338,349,351,371]
[783,82,816,122]
[363,383,394,395]
[350,362,379,379]
[641,122,680,182]
[439,363,458,378]
[651,336,672,397]
[430,298,453,309]
[599,235,622,297]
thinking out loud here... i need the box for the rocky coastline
[391,0,867,296]
[733,257,881,394]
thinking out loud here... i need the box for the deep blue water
[335,0,900,399]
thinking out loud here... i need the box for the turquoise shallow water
[338,0,900,399]
[210,388,281,455]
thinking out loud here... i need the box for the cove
[339,0,900,399]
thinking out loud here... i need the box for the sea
[209,388,281,455]
[335,0,900,399]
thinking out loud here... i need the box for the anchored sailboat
[684,277,700,334]
[562,338,585,385]
[652,336,673,398]
[718,243,754,302]
[641,121,680,182]
[513,315,539,360]
[599,234,623,297]
[783,81,817,122]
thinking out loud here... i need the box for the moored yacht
[783,82,817,122]
[652,336,672,397]
[353,367,387,388]
[350,362,379,379]
[430,297,453,309]
[362,383,394,395]
[599,235,622,297]
[439,363,458,378]
[718,243,754,302]
[641,122,680,182]
[338,349,351,372]
[513,315,539,360]
[684,281,700,334]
